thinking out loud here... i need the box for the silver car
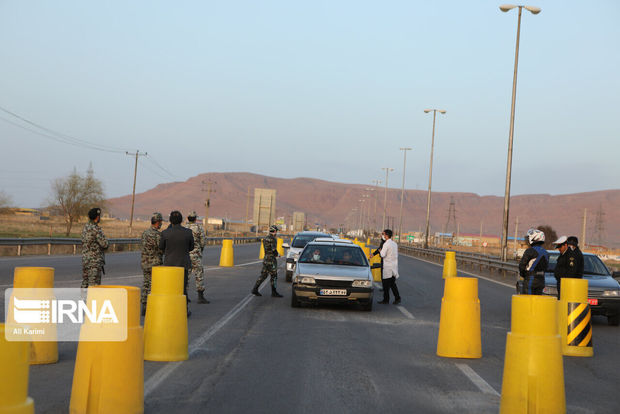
[283,231,331,282]
[291,238,374,311]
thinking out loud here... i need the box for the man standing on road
[186,211,209,304]
[81,207,109,288]
[251,225,283,297]
[518,228,549,295]
[567,236,584,277]
[378,229,401,304]
[159,210,194,316]
[140,212,163,315]
[553,236,580,299]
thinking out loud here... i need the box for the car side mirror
[282,243,290,249]
[613,271,620,280]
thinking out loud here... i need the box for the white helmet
[525,228,545,245]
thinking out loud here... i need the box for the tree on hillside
[50,165,105,236]
[537,225,558,250]
[0,190,12,213]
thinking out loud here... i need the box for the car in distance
[291,238,374,311]
[282,231,330,282]
[518,251,620,326]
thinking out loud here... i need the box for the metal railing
[0,237,262,256]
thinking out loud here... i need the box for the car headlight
[294,276,315,284]
[352,280,372,288]
[543,286,558,295]
[603,290,620,297]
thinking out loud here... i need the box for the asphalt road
[1,243,619,413]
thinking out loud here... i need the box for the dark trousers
[381,276,400,302]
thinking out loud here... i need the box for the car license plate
[319,289,347,296]
[588,298,598,306]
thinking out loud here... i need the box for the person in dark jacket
[518,228,549,295]
[553,236,581,299]
[159,210,194,315]
[567,236,584,277]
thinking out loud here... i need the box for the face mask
[313,254,320,261]
[381,235,386,241]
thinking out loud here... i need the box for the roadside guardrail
[0,237,262,257]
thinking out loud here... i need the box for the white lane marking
[396,305,415,320]
[400,254,514,289]
[455,363,500,396]
[144,281,267,397]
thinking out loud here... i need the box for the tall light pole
[126,150,147,235]
[423,109,446,249]
[499,4,541,261]
[372,179,381,233]
[381,168,394,231]
[398,147,412,242]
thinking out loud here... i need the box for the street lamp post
[381,168,394,231]
[499,4,541,261]
[423,109,446,249]
[372,179,381,233]
[398,147,412,242]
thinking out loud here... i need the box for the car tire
[607,314,620,326]
[285,271,292,282]
[361,300,373,312]
[291,290,300,308]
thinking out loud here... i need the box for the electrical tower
[444,196,457,235]
[202,179,216,229]
[594,204,605,248]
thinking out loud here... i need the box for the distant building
[292,212,305,232]
[252,188,276,231]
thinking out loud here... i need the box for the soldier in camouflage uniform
[251,225,283,297]
[186,211,209,304]
[81,207,109,288]
[140,212,163,314]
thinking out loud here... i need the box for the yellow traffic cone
[559,278,593,357]
[366,238,370,245]
[0,323,34,414]
[442,251,457,278]
[277,238,285,256]
[13,267,58,365]
[259,241,265,260]
[500,295,565,413]
[436,277,481,358]
[219,239,234,267]
[69,285,143,414]
[144,266,188,361]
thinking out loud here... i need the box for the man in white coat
[378,229,401,304]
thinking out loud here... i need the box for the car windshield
[298,245,368,266]
[291,234,326,248]
[547,252,610,276]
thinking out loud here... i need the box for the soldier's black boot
[251,281,262,296]
[197,290,209,304]
[271,289,283,298]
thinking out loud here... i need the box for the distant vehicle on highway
[291,238,374,311]
[282,231,331,282]
[517,251,620,326]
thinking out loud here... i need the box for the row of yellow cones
[438,251,593,413]
[1,266,194,414]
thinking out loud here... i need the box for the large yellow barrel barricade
[0,324,34,414]
[500,295,565,414]
[13,267,58,365]
[559,278,593,357]
[219,239,234,267]
[144,266,188,361]
[442,251,457,278]
[69,285,143,414]
[276,238,285,256]
[436,277,481,358]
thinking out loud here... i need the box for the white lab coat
[380,238,399,279]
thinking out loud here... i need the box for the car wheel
[291,290,300,308]
[361,300,373,312]
[285,271,292,282]
[607,314,620,326]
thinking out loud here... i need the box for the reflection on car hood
[297,262,371,279]
[544,273,620,290]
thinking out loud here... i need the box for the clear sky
[1,0,618,208]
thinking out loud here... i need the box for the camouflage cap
[151,212,163,222]
[188,211,197,218]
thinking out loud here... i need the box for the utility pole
[372,179,381,233]
[202,179,216,230]
[398,147,412,241]
[381,168,394,231]
[125,150,147,235]
[581,208,587,249]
